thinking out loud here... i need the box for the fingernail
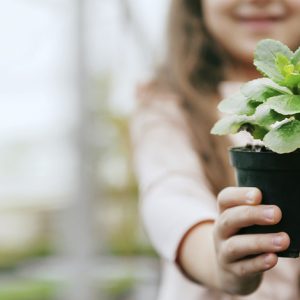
[272,235,283,247]
[264,254,273,267]
[246,190,257,203]
[263,207,274,221]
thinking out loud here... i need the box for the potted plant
[211,39,300,258]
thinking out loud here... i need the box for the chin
[274,37,300,52]
[231,44,257,65]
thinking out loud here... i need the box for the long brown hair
[154,0,236,195]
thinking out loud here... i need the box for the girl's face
[202,0,300,64]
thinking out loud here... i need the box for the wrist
[176,221,220,288]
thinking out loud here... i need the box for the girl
[131,1,300,299]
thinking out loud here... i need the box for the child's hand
[213,187,290,295]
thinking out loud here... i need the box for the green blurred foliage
[99,276,135,300]
[0,281,56,300]
[0,238,53,270]
[95,75,156,257]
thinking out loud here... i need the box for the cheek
[202,0,234,32]
[202,1,252,62]
[203,2,236,45]
[287,0,300,10]
[205,17,254,64]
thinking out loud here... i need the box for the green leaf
[251,125,268,140]
[282,73,300,89]
[253,103,286,129]
[273,46,300,88]
[263,119,300,153]
[266,95,300,115]
[238,123,268,140]
[210,115,252,135]
[275,53,290,75]
[295,62,300,72]
[283,64,295,75]
[291,46,300,65]
[254,39,293,82]
[241,78,292,102]
[218,92,257,115]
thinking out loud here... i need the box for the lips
[238,15,284,22]
[235,14,285,32]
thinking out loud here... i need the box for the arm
[130,95,218,261]
[177,187,290,295]
[130,94,289,295]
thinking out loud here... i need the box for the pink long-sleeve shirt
[130,83,300,300]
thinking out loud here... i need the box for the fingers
[217,205,282,238]
[218,252,277,295]
[217,187,262,213]
[229,253,278,278]
[214,186,287,293]
[220,232,290,263]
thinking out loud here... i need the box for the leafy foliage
[0,281,56,300]
[211,39,300,153]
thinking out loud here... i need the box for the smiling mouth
[236,16,285,31]
[239,16,284,22]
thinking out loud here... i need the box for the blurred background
[0,0,170,299]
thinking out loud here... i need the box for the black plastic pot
[229,146,300,258]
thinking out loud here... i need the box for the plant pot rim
[229,146,300,170]
[229,146,300,155]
